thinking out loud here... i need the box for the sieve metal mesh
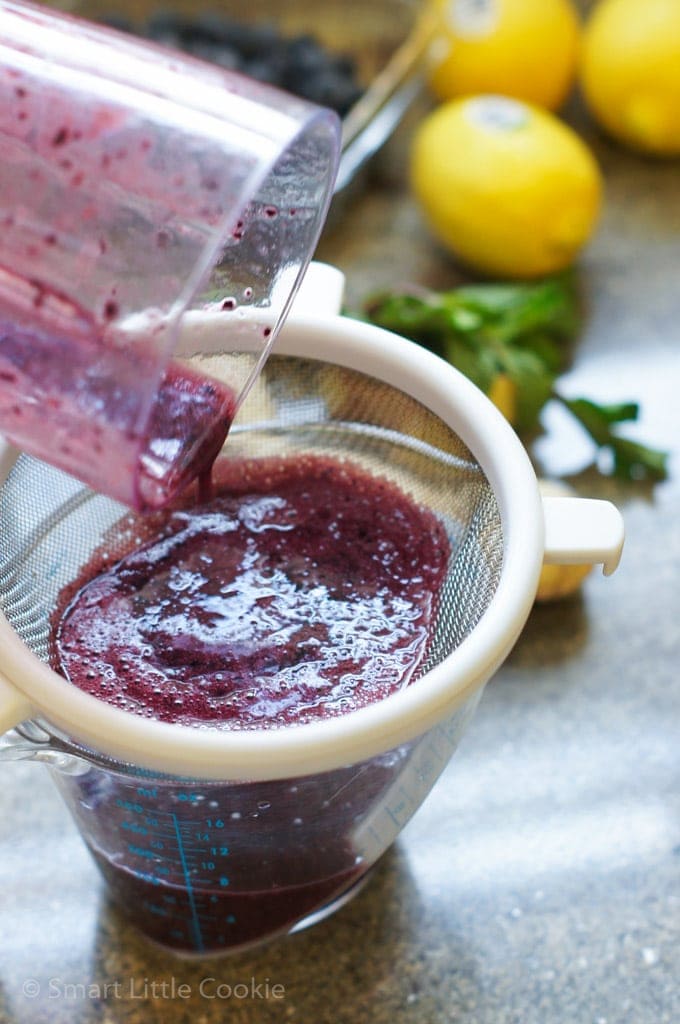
[0,355,503,682]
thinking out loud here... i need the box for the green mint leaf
[514,330,565,373]
[610,437,669,482]
[561,396,669,482]
[562,397,640,446]
[455,275,579,342]
[502,348,557,432]
[363,293,448,355]
[444,335,496,393]
[361,280,667,484]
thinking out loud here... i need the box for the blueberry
[242,56,286,87]
[284,35,329,71]
[101,10,364,115]
[100,14,134,33]
[220,21,280,59]
[192,12,241,45]
[185,40,244,72]
[145,10,197,41]
[331,54,359,78]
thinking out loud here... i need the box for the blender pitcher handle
[542,497,624,575]
[0,671,31,733]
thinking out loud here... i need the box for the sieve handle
[542,497,624,576]
[0,670,32,734]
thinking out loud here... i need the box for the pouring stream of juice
[0,280,237,511]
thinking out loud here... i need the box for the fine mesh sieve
[0,297,625,781]
[0,353,503,688]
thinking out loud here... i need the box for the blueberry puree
[53,455,451,728]
[0,308,236,510]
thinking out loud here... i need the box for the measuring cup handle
[0,670,32,734]
[542,496,625,576]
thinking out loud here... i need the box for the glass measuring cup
[0,279,624,956]
[3,701,479,956]
[0,0,340,510]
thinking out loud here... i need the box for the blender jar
[0,0,340,509]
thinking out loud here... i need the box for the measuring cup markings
[102,793,236,953]
[114,794,232,887]
[94,769,349,949]
[48,745,426,954]
[92,710,475,955]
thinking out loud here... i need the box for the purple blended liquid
[51,455,450,953]
[54,455,450,727]
[0,299,237,511]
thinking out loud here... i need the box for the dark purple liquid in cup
[57,757,396,956]
[52,455,451,953]
[93,847,362,953]
[0,306,237,511]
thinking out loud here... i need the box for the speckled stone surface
[1,83,679,1024]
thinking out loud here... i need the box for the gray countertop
[1,102,679,1023]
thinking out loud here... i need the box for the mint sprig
[362,278,669,483]
[559,397,668,481]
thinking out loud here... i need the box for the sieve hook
[542,496,625,576]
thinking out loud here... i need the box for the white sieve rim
[0,312,544,780]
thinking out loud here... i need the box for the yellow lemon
[580,0,680,156]
[410,96,603,278]
[428,0,581,111]
[487,372,517,422]
[535,560,593,602]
